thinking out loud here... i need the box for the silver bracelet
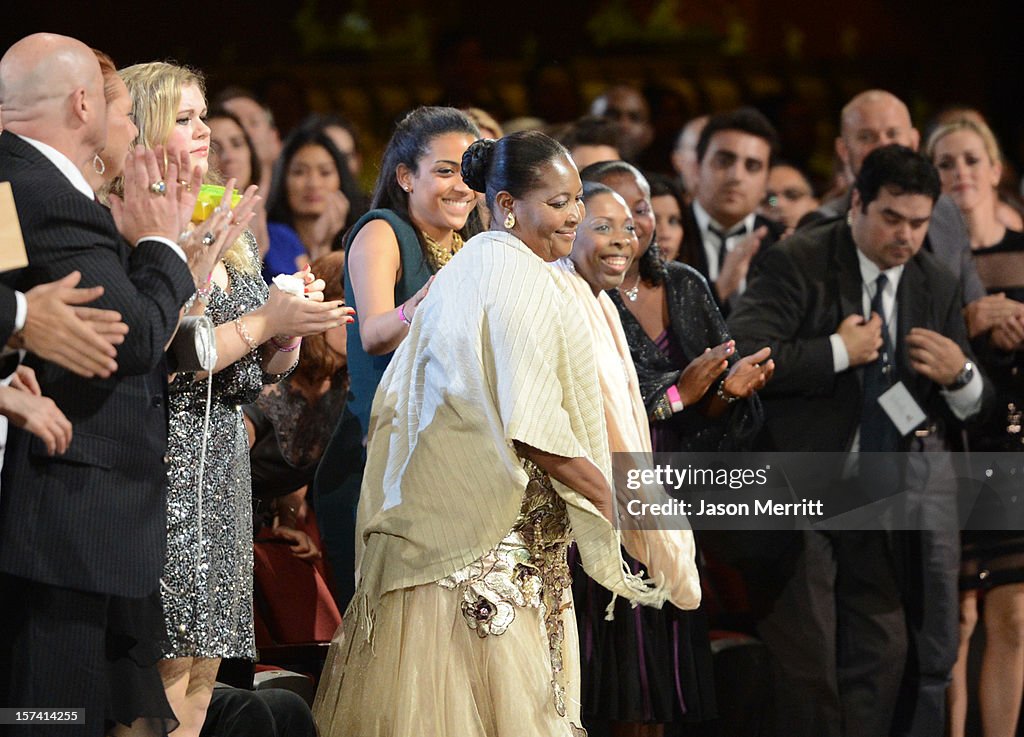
[716,378,739,404]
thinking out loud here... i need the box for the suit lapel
[896,256,929,396]
[834,226,863,324]
[833,226,865,389]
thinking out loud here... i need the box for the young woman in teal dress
[313,107,482,607]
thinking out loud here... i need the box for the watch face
[950,362,974,389]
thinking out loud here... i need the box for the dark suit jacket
[678,202,784,316]
[0,284,16,345]
[802,193,984,305]
[727,218,987,453]
[0,131,195,597]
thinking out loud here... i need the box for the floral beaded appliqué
[438,459,574,715]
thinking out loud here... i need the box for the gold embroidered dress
[313,232,678,737]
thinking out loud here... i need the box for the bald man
[804,90,984,303]
[0,33,195,736]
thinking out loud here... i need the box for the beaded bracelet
[716,378,739,404]
[398,302,412,326]
[651,393,674,422]
[234,316,258,353]
[270,335,302,353]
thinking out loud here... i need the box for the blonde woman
[929,117,1024,737]
[119,61,353,737]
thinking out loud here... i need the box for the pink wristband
[271,336,301,353]
[666,385,684,414]
[398,302,412,326]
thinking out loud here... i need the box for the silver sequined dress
[161,234,283,659]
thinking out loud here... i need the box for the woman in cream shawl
[313,132,700,737]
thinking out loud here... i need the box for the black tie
[709,223,747,273]
[861,273,899,452]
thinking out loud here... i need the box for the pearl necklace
[619,273,641,302]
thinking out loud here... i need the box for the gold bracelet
[234,316,258,353]
[652,393,674,421]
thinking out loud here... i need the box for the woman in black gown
[571,160,773,736]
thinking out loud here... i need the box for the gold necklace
[422,231,464,271]
[619,272,641,302]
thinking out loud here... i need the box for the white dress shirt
[830,247,983,434]
[692,200,757,283]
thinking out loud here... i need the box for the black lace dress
[962,229,1024,591]
[572,262,763,727]
[245,372,349,505]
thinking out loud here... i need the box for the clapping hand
[308,190,350,257]
[17,272,129,378]
[963,293,1024,338]
[0,382,72,456]
[10,365,40,395]
[677,340,734,406]
[181,178,261,287]
[292,265,326,303]
[715,226,767,302]
[162,142,203,235]
[722,346,774,398]
[109,146,189,244]
[258,282,353,339]
[991,312,1024,351]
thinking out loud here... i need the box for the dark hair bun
[461,138,496,193]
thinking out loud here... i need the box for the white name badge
[877,381,927,436]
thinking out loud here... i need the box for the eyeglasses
[764,188,812,208]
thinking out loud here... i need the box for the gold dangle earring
[504,210,516,229]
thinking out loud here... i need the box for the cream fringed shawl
[351,231,670,629]
[553,259,701,611]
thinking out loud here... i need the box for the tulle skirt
[313,580,586,737]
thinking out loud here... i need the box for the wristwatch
[945,360,975,391]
